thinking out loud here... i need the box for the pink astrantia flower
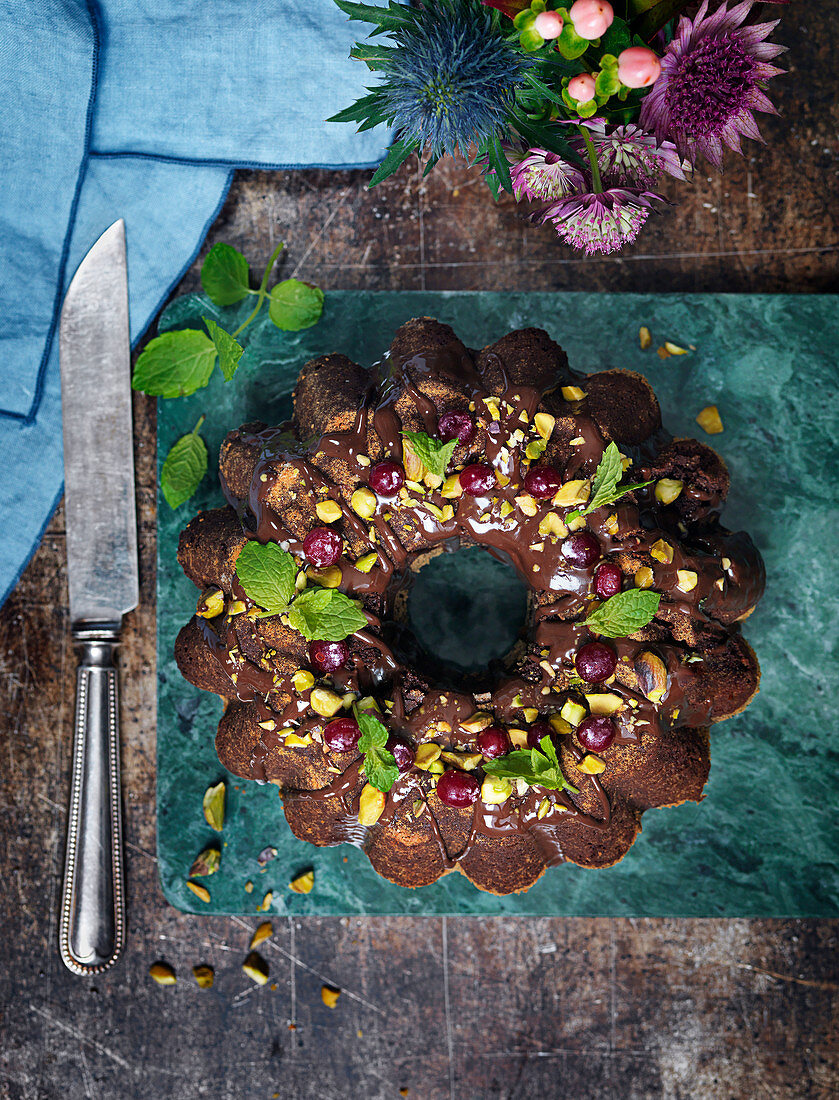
[573,123,687,188]
[510,148,586,202]
[535,187,663,256]
[639,0,786,170]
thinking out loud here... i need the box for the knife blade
[58,219,136,975]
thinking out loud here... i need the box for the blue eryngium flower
[379,0,529,160]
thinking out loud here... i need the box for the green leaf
[356,705,388,752]
[401,431,457,479]
[332,0,417,33]
[268,279,325,332]
[203,317,244,382]
[584,589,661,638]
[484,741,579,794]
[131,329,216,398]
[160,417,208,510]
[599,15,633,56]
[627,0,691,42]
[364,746,400,792]
[235,541,297,615]
[327,91,389,126]
[200,243,250,306]
[368,135,420,187]
[287,587,368,641]
[587,441,623,511]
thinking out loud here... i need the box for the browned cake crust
[173,318,765,895]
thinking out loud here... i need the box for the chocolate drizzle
[182,324,765,890]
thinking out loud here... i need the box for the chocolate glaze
[181,325,764,888]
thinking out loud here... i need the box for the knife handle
[59,625,126,975]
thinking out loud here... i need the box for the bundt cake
[174,318,764,895]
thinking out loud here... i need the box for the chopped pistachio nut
[481,775,512,805]
[552,479,590,508]
[585,693,623,716]
[537,797,552,820]
[639,325,652,349]
[696,405,723,434]
[321,985,341,1008]
[244,880,254,893]
[460,711,493,733]
[227,600,246,616]
[538,512,568,539]
[655,478,683,505]
[441,473,462,499]
[256,891,273,912]
[307,564,342,588]
[189,847,220,877]
[149,962,177,986]
[570,436,586,446]
[635,652,667,702]
[292,669,315,693]
[650,539,674,564]
[423,471,443,490]
[508,728,529,749]
[315,499,343,524]
[567,514,587,531]
[534,412,555,440]
[560,700,586,727]
[351,487,377,519]
[483,396,501,420]
[242,952,269,985]
[676,569,698,592]
[196,586,224,619]
[605,513,619,536]
[415,743,442,769]
[284,732,313,747]
[289,869,314,894]
[357,783,386,826]
[412,799,426,819]
[522,707,539,723]
[192,965,214,989]
[186,881,211,903]
[515,494,538,517]
[295,571,307,591]
[310,687,344,718]
[561,385,586,401]
[354,551,378,573]
[427,759,446,776]
[525,438,546,460]
[440,751,483,771]
[722,556,731,570]
[402,439,425,480]
[577,754,606,775]
[664,341,689,355]
[356,454,370,467]
[250,921,274,949]
[634,566,655,589]
[203,781,225,832]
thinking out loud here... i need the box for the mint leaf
[484,736,578,793]
[287,587,367,641]
[235,541,297,615]
[200,243,250,306]
[401,431,457,479]
[160,416,207,509]
[584,589,661,638]
[131,329,216,398]
[203,316,244,382]
[268,279,324,331]
[586,442,623,513]
[354,705,398,792]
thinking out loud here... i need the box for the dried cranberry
[524,466,561,499]
[593,562,622,599]
[436,770,480,808]
[323,716,361,753]
[575,641,617,683]
[459,463,496,495]
[308,640,348,674]
[386,736,415,772]
[561,532,601,568]
[526,720,555,750]
[476,727,511,759]
[368,460,404,496]
[438,410,475,444]
[576,715,616,753]
[303,526,342,568]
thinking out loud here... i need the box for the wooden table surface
[2,9,838,1096]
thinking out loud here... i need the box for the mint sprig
[355,704,399,792]
[483,735,579,794]
[584,589,661,638]
[234,541,367,640]
[133,242,325,399]
[567,441,654,520]
[160,416,208,509]
[401,431,457,479]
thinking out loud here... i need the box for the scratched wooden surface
[2,8,839,1096]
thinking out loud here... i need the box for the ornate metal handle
[59,625,126,975]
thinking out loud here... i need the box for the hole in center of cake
[402,546,528,686]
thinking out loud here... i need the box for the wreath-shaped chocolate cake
[174,318,764,895]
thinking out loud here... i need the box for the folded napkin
[0,0,387,607]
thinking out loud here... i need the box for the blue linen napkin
[0,0,387,607]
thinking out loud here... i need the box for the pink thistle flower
[510,148,586,202]
[639,0,786,170]
[573,123,688,189]
[535,187,663,256]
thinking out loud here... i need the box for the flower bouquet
[331,0,787,254]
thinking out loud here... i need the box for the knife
[58,219,137,975]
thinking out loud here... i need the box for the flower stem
[578,125,603,194]
[232,241,285,339]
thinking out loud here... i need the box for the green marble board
[156,291,839,917]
